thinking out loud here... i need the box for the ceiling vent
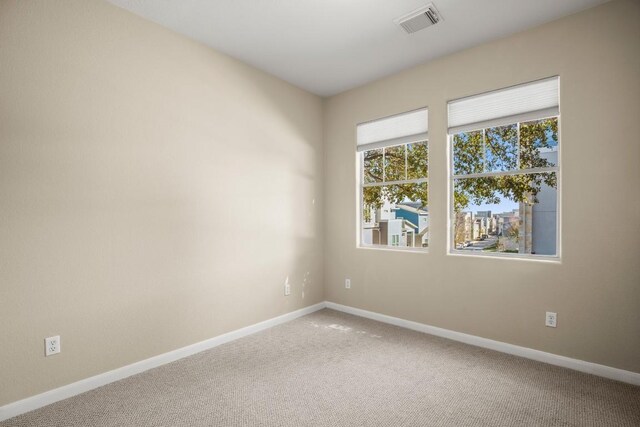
[395,3,443,34]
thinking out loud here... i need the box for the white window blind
[357,108,428,152]
[448,77,559,134]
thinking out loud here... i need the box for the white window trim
[358,142,429,252]
[356,109,429,253]
[447,113,562,262]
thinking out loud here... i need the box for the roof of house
[395,203,428,215]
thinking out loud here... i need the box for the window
[357,108,428,251]
[448,77,560,258]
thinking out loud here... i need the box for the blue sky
[469,199,518,215]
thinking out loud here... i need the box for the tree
[362,142,428,219]
[360,118,558,225]
[453,118,558,213]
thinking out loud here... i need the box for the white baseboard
[325,301,640,386]
[0,302,327,422]
[3,300,638,422]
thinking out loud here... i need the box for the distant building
[455,212,472,242]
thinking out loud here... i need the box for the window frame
[447,82,562,262]
[356,109,429,253]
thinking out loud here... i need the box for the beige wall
[1,0,639,410]
[0,0,324,406]
[324,0,640,373]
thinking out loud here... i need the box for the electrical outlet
[345,279,351,289]
[545,312,557,328]
[45,335,61,356]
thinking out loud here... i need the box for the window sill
[448,250,561,263]
[357,244,429,254]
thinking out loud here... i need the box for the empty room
[1,0,639,425]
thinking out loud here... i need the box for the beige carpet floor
[2,308,639,426]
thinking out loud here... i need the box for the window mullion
[452,166,558,180]
[404,144,408,181]
[363,177,428,188]
[516,122,521,169]
[360,152,364,188]
[482,128,486,173]
[382,147,386,183]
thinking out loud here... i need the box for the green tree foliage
[362,142,428,220]
[453,118,558,213]
[361,118,558,223]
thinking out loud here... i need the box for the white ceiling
[106,0,610,96]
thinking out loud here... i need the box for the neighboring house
[394,203,429,247]
[361,200,393,245]
[374,217,419,247]
[362,201,428,248]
